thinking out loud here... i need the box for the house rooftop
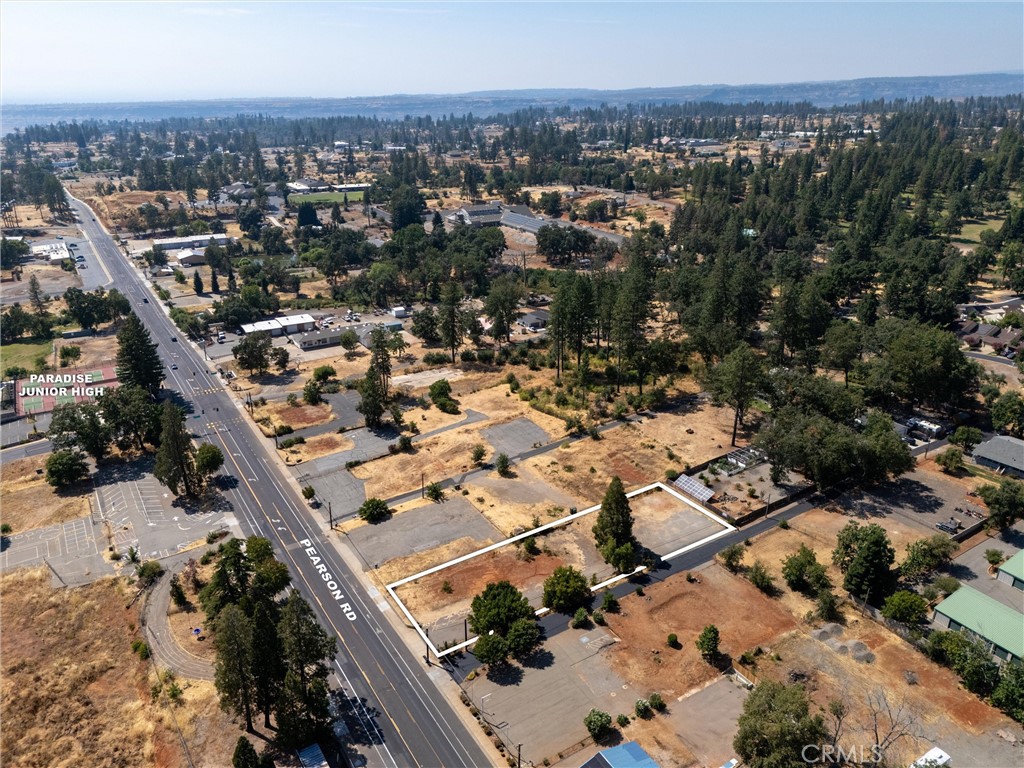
[580,741,659,768]
[999,550,1024,582]
[973,435,1024,473]
[934,585,1024,660]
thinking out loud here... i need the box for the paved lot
[483,417,551,458]
[842,467,975,537]
[671,677,748,768]
[631,488,729,558]
[463,626,639,767]
[949,524,1024,611]
[349,496,502,570]
[0,514,114,585]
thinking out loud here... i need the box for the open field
[605,563,799,701]
[278,431,354,464]
[2,261,82,305]
[0,566,237,768]
[0,338,54,374]
[386,482,733,655]
[0,453,91,533]
[351,382,565,499]
[521,400,736,506]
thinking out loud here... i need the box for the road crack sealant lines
[299,538,358,622]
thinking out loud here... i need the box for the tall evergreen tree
[438,281,466,362]
[154,401,201,497]
[214,604,256,733]
[116,312,164,396]
[251,603,285,729]
[593,476,636,572]
[276,591,335,746]
[232,737,260,768]
[484,275,524,347]
[707,343,765,446]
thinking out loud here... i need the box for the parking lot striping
[384,481,736,660]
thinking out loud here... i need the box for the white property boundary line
[383,481,737,659]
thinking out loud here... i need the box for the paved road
[65,193,490,768]
[143,561,216,682]
[966,350,1018,368]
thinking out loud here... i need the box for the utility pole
[328,501,333,529]
[424,627,430,667]
[517,743,522,768]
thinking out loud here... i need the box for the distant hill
[3,72,1021,134]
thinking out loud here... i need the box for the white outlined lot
[384,481,736,659]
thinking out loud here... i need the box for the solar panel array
[673,474,715,502]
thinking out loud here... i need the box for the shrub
[426,482,445,502]
[601,590,619,613]
[460,349,477,363]
[584,709,612,741]
[719,543,745,572]
[274,424,293,436]
[816,589,841,622]
[747,560,775,594]
[648,692,665,712]
[396,435,413,452]
[1,523,12,535]
[778,519,790,530]
[881,590,928,624]
[696,624,720,661]
[932,575,960,596]
[634,698,652,718]
[667,633,678,648]
[495,453,512,477]
[279,436,306,449]
[301,485,316,500]
[572,607,589,628]
[476,349,495,364]
[616,713,630,728]
[592,609,606,625]
[358,498,391,523]
[441,580,453,594]
[422,351,450,365]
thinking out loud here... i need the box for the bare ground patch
[278,432,354,464]
[0,453,91,533]
[604,564,799,701]
[252,399,333,436]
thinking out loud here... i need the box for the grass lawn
[292,191,364,205]
[961,462,1004,484]
[0,339,54,375]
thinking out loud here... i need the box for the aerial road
[65,193,489,768]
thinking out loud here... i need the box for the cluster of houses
[955,316,1021,359]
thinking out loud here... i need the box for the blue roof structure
[580,740,660,768]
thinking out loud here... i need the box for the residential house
[932,585,1023,663]
[580,741,660,768]
[518,309,550,330]
[972,435,1024,478]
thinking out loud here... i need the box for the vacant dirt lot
[0,453,91,533]
[278,432,353,464]
[522,402,735,506]
[756,624,1019,766]
[352,384,563,499]
[604,564,799,701]
[252,399,333,436]
[0,566,237,768]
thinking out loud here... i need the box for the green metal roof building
[933,585,1024,662]
[997,550,1024,591]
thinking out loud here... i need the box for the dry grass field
[0,453,90,533]
[0,567,237,768]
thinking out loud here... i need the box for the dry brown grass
[278,432,353,464]
[0,453,91,533]
[252,399,333,436]
[0,567,194,768]
[604,564,799,701]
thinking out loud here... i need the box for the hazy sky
[1,1,1021,103]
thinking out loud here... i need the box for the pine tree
[593,476,635,554]
[251,603,284,729]
[438,281,466,363]
[367,326,393,399]
[210,269,220,293]
[27,273,46,316]
[116,312,164,396]
[232,736,259,768]
[193,270,204,294]
[275,592,335,746]
[214,604,256,732]
[154,401,201,497]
